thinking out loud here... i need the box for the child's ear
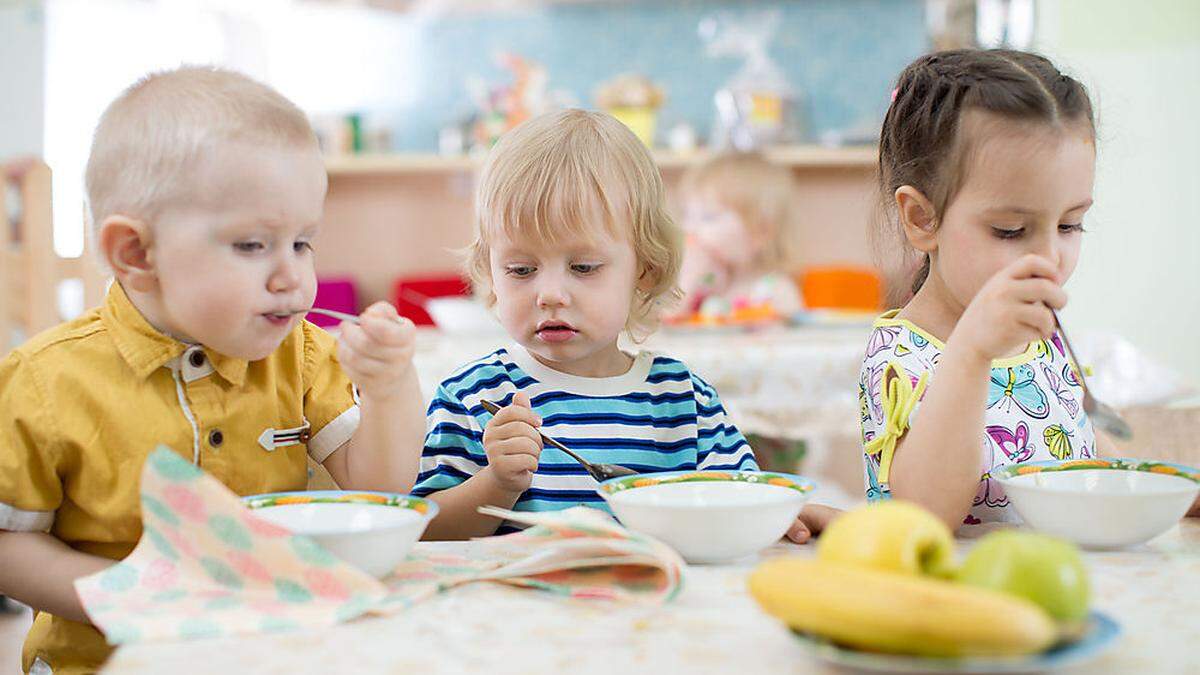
[98,215,157,292]
[635,265,656,294]
[895,186,938,254]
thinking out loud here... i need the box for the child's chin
[225,340,285,362]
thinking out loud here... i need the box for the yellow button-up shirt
[0,284,357,674]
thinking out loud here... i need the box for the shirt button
[208,429,224,447]
[299,429,312,443]
[189,351,206,368]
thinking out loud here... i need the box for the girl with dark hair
[859,49,1107,528]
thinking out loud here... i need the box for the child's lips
[262,311,296,326]
[536,322,578,343]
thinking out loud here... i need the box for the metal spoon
[478,398,639,481]
[287,307,411,325]
[1052,310,1133,440]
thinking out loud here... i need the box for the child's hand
[951,254,1066,362]
[336,302,416,400]
[785,503,843,544]
[480,392,543,494]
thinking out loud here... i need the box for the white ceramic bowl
[993,459,1200,549]
[243,490,437,577]
[424,297,504,335]
[597,471,813,563]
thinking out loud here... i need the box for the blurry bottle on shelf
[700,9,809,151]
[668,121,699,152]
[439,122,467,156]
[594,73,666,147]
[346,113,364,153]
[926,0,1035,50]
[360,114,392,153]
[312,112,391,155]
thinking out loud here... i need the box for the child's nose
[1033,229,1063,267]
[268,258,301,293]
[535,276,569,308]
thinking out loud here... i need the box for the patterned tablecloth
[103,520,1200,674]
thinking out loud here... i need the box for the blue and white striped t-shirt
[413,346,757,530]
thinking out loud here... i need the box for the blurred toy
[699,9,807,149]
[595,73,666,147]
[465,53,571,152]
[392,274,471,326]
[798,266,883,312]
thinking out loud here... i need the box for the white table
[104,520,1200,674]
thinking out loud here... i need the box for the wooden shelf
[654,145,878,170]
[325,145,878,177]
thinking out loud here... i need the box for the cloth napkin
[76,448,684,645]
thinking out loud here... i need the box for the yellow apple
[817,500,957,577]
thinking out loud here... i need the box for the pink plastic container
[307,277,358,328]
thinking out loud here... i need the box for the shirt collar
[101,283,248,386]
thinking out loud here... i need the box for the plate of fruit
[664,300,784,332]
[748,502,1120,673]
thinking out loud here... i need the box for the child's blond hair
[680,152,798,271]
[85,66,317,238]
[467,109,682,338]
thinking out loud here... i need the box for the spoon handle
[478,399,597,472]
[304,307,360,324]
[302,307,410,326]
[1050,310,1093,403]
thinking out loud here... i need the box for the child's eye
[294,240,314,253]
[570,263,602,275]
[1059,223,1085,234]
[991,227,1024,240]
[505,265,535,278]
[233,241,265,253]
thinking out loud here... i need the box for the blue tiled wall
[383,0,927,151]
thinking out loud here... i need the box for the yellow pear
[817,500,956,577]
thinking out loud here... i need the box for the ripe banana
[749,557,1058,658]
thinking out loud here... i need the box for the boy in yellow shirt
[0,67,426,674]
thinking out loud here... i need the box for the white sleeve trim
[0,501,54,532]
[308,404,360,463]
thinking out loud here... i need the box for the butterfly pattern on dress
[1043,424,1074,460]
[865,326,901,358]
[987,365,1050,419]
[986,421,1034,462]
[1034,334,1067,362]
[1051,334,1066,359]
[973,472,1010,509]
[1062,362,1081,387]
[1041,362,1080,419]
[864,454,884,501]
[865,361,886,423]
[859,315,1096,525]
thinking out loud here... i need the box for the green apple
[957,530,1090,626]
[817,501,957,578]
